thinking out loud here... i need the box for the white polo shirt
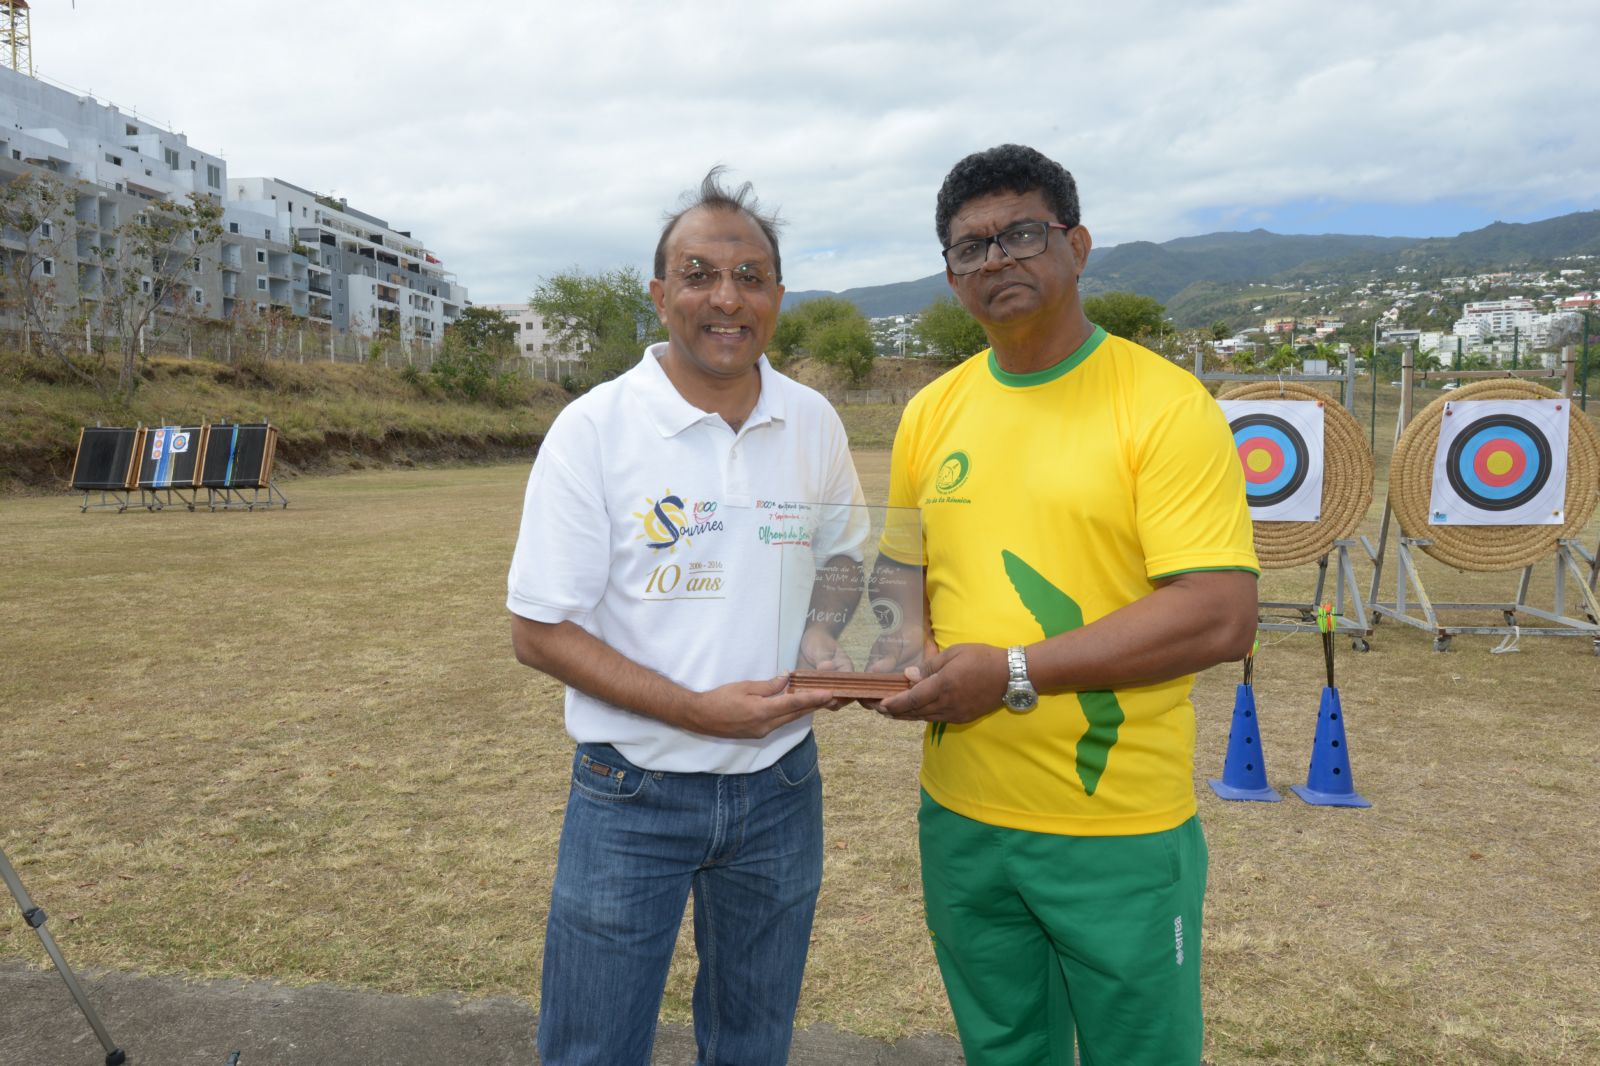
[507,343,865,773]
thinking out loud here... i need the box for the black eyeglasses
[942,221,1072,275]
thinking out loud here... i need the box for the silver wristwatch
[1003,645,1038,712]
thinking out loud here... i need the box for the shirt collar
[633,342,786,438]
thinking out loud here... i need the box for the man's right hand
[683,676,835,739]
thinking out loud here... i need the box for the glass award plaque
[760,500,925,699]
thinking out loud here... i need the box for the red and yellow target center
[1471,438,1527,487]
[1237,439,1285,483]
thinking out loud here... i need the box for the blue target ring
[1230,414,1308,508]
[1444,414,1551,512]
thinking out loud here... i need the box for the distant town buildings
[0,64,466,343]
[1451,297,1577,350]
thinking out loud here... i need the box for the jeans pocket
[571,745,650,802]
[772,732,819,789]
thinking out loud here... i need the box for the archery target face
[1218,399,1325,522]
[1428,399,1568,525]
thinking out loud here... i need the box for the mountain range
[786,211,1600,325]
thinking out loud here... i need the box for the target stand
[1373,534,1599,651]
[72,423,288,513]
[1259,537,1374,648]
[70,427,145,513]
[1217,382,1376,649]
[202,423,288,511]
[1368,356,1600,653]
[136,425,206,511]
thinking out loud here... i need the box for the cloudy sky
[31,1,1598,303]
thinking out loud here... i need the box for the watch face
[1005,687,1037,712]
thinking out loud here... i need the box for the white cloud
[31,1,1600,302]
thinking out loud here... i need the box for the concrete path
[0,963,964,1065]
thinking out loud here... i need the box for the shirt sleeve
[1135,386,1261,579]
[506,409,614,622]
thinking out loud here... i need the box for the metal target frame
[1210,371,1375,650]
[69,422,289,514]
[70,425,144,513]
[1366,347,1600,654]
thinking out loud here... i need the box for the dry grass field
[3,422,1599,1063]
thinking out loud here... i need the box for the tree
[0,175,91,390]
[914,296,989,362]
[811,316,875,384]
[1265,342,1299,373]
[0,174,222,403]
[435,306,516,399]
[1209,320,1232,342]
[770,297,876,383]
[451,304,517,355]
[100,191,224,402]
[530,266,663,384]
[1082,291,1172,343]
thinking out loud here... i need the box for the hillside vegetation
[0,351,958,494]
[0,352,570,494]
[783,210,1600,327]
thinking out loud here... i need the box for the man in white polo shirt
[507,168,864,1066]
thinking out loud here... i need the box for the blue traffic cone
[1207,683,1282,802]
[1290,686,1371,808]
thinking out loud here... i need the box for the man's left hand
[876,643,1007,723]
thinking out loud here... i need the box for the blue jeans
[536,732,824,1066]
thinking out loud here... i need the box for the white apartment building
[0,64,227,318]
[482,302,550,354]
[481,301,581,378]
[1455,298,1535,340]
[0,65,467,342]
[229,177,465,342]
[1452,297,1576,349]
[0,65,225,203]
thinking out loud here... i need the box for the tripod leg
[0,846,127,1065]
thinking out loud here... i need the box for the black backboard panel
[70,427,139,490]
[201,424,276,488]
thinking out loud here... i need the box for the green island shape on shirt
[988,549,1126,797]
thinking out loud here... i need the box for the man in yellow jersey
[874,144,1260,1065]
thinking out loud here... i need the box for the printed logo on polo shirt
[924,450,973,505]
[632,491,725,553]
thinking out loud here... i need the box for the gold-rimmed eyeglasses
[665,258,777,291]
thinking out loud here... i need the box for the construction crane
[0,0,31,77]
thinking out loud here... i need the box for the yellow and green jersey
[886,326,1258,836]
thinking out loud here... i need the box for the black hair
[654,166,784,283]
[934,144,1080,246]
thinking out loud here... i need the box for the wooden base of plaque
[787,670,910,699]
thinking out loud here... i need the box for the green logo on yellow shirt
[935,451,970,493]
[1000,550,1126,797]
